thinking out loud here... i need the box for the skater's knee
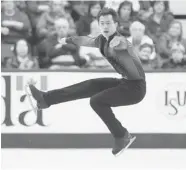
[90,95,107,108]
[90,96,97,107]
[90,96,100,108]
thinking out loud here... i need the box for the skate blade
[25,84,38,115]
[115,136,136,157]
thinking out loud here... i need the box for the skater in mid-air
[28,7,146,156]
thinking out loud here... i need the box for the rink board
[1,72,186,148]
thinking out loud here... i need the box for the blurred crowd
[1,0,186,71]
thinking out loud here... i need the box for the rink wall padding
[1,133,186,149]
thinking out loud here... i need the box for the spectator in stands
[90,20,101,37]
[162,42,186,69]
[137,1,153,24]
[138,43,160,70]
[37,18,86,68]
[69,1,89,23]
[1,0,32,59]
[117,0,136,37]
[36,0,76,39]
[16,1,49,29]
[156,20,186,62]
[1,0,31,44]
[5,39,39,69]
[128,21,156,60]
[146,1,174,44]
[16,1,50,43]
[76,1,103,36]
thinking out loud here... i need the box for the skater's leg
[90,79,146,137]
[89,79,146,155]
[90,87,127,138]
[44,78,121,106]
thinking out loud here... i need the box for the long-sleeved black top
[66,32,145,80]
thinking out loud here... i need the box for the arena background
[1,0,186,169]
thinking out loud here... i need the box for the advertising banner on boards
[1,72,186,148]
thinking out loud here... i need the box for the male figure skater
[29,8,146,156]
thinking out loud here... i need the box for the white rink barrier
[1,72,186,149]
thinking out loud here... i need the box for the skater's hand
[109,36,127,50]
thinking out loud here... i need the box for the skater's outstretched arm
[60,35,99,48]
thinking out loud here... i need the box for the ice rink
[2,149,186,170]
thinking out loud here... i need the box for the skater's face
[99,14,118,39]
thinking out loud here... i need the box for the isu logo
[157,82,186,120]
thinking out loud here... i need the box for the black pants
[44,78,146,138]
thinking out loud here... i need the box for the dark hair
[139,43,153,53]
[12,39,32,56]
[88,1,105,16]
[97,7,118,23]
[152,0,170,12]
[117,0,134,17]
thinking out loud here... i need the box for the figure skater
[28,8,146,156]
